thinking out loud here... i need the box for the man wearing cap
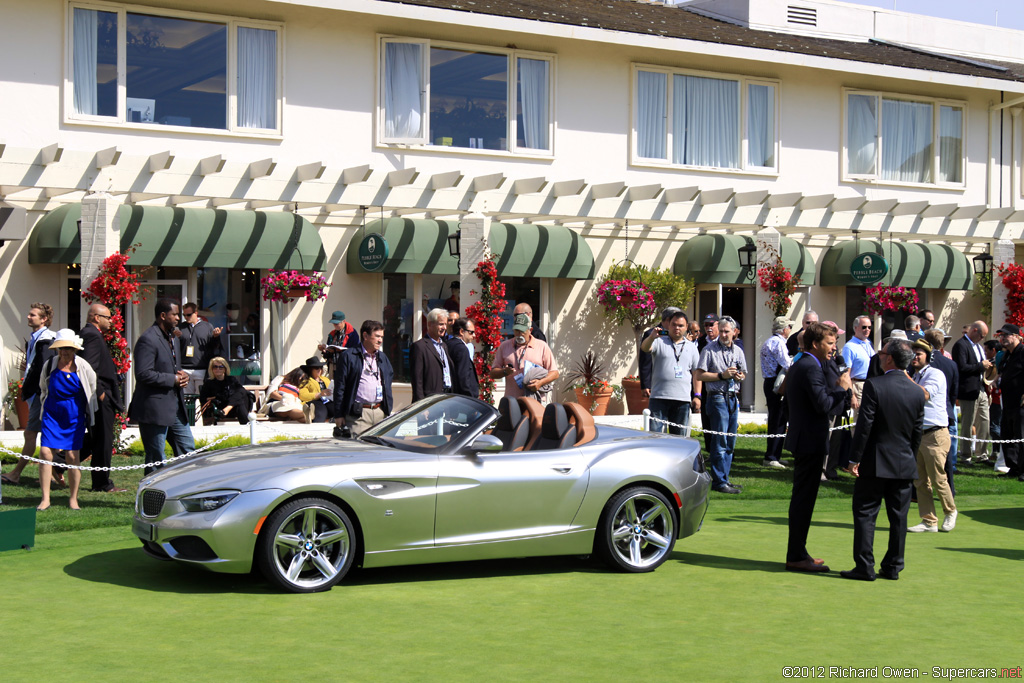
[787,310,819,357]
[79,303,126,493]
[759,316,793,469]
[996,323,1024,480]
[513,302,547,342]
[841,315,875,420]
[642,310,700,436]
[491,311,558,402]
[694,315,747,494]
[299,356,333,423]
[178,302,222,394]
[908,339,958,532]
[640,307,682,400]
[129,298,196,475]
[319,311,359,378]
[410,308,456,402]
[697,314,718,353]
[953,321,992,465]
[333,320,394,436]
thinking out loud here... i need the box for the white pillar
[752,227,782,412]
[79,193,122,317]
[458,213,490,316]
[994,239,1014,325]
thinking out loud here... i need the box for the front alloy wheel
[257,498,356,593]
[596,486,676,572]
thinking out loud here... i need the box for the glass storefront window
[383,273,416,383]
[195,268,262,382]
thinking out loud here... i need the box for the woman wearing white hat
[38,329,98,510]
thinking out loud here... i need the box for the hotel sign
[358,234,388,272]
[850,253,888,284]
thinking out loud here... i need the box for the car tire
[595,486,677,573]
[257,497,357,593]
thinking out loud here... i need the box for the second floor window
[379,37,553,154]
[634,66,778,172]
[68,4,281,133]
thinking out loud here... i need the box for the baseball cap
[998,323,1020,337]
[513,313,531,333]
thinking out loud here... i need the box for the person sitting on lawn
[261,368,309,422]
[299,356,334,423]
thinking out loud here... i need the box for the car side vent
[787,5,817,27]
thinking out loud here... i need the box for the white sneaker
[763,459,787,469]
[941,511,958,532]
[908,522,938,533]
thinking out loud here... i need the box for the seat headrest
[495,396,522,431]
[541,403,570,439]
[563,402,597,446]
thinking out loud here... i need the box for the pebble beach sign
[850,253,888,284]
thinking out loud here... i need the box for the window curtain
[237,28,277,129]
[636,71,666,159]
[518,58,549,150]
[847,94,877,175]
[880,99,933,183]
[73,8,98,116]
[384,42,424,139]
[673,75,739,168]
[747,84,775,168]
[939,105,963,183]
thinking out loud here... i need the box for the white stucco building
[2,0,1024,415]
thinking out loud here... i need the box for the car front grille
[141,489,166,518]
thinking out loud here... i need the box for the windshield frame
[358,394,499,454]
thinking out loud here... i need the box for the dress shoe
[840,569,876,581]
[908,522,938,533]
[940,510,958,532]
[763,459,787,469]
[878,570,899,580]
[714,484,741,494]
[785,559,829,573]
[102,486,128,493]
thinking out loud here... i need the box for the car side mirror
[466,434,505,454]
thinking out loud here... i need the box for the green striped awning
[672,234,816,285]
[346,218,460,275]
[820,240,973,290]
[29,203,326,270]
[489,223,595,279]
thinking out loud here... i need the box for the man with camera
[694,315,746,494]
[641,309,700,436]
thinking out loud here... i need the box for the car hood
[138,438,426,496]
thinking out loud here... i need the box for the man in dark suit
[841,339,925,581]
[446,318,479,398]
[333,320,395,437]
[409,308,455,402]
[952,321,992,464]
[783,322,853,572]
[996,323,1024,480]
[79,304,126,492]
[129,298,195,475]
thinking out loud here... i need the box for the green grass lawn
[2,437,1022,681]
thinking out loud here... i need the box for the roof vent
[787,5,817,27]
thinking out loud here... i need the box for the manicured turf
[2,438,1022,681]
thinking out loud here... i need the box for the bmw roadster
[132,394,710,592]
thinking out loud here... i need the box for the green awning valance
[29,203,326,269]
[672,235,816,285]
[490,223,595,279]
[820,240,973,290]
[346,218,459,275]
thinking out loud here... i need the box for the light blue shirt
[840,336,874,380]
[913,364,947,428]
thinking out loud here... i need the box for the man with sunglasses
[446,318,479,398]
[697,314,719,353]
[79,304,126,492]
[841,315,876,422]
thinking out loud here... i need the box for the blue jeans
[649,398,692,436]
[947,420,959,473]
[139,406,196,475]
[706,393,739,488]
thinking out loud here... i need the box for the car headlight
[180,490,240,512]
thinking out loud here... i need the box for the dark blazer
[929,352,959,424]
[128,323,186,426]
[999,343,1024,409]
[952,336,986,401]
[332,345,394,417]
[409,336,454,402]
[445,337,479,398]
[638,327,656,392]
[21,333,56,401]
[848,370,925,479]
[784,353,850,455]
[79,323,122,411]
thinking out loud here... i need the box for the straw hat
[48,328,84,351]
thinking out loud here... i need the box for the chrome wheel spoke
[640,502,668,526]
[275,532,304,551]
[301,509,318,538]
[309,553,339,580]
[629,537,643,565]
[644,530,671,549]
[623,499,639,525]
[316,528,348,547]
[612,524,632,542]
[285,553,307,582]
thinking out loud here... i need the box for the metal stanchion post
[643,408,651,432]
[249,414,257,444]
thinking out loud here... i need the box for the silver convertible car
[133,394,711,592]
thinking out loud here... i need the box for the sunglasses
[861,325,872,329]
[212,365,226,370]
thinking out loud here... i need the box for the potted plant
[620,374,648,415]
[565,352,614,415]
[261,270,332,303]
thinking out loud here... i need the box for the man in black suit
[952,321,992,464]
[446,318,479,398]
[997,323,1024,480]
[79,304,126,492]
[783,322,852,572]
[129,298,195,475]
[409,308,455,402]
[840,339,925,581]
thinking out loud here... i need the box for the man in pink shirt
[490,313,559,401]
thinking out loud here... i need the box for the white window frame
[376,35,555,157]
[630,63,780,174]
[841,88,967,189]
[64,1,284,136]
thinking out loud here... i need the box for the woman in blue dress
[38,329,98,510]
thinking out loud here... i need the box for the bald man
[79,304,126,492]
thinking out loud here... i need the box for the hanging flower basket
[757,245,801,317]
[261,270,331,303]
[863,285,919,317]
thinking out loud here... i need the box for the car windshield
[359,395,497,453]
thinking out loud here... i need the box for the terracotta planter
[574,386,614,416]
[621,377,648,415]
[14,397,29,430]
[285,287,310,300]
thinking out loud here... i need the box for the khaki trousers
[960,393,991,460]
[353,406,386,435]
[915,428,957,525]
[851,379,866,424]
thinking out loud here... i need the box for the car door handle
[551,466,572,474]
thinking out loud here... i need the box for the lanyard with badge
[672,339,687,379]
[364,351,384,402]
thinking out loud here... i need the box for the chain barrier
[250,418,323,441]
[0,431,237,472]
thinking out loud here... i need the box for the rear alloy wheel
[596,486,676,572]
[257,498,356,593]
